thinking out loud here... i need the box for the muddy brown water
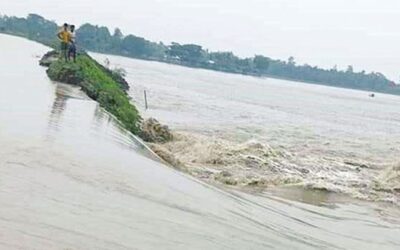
[0,34,399,249]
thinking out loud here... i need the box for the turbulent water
[1,34,400,249]
[91,53,400,204]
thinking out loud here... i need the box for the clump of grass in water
[47,53,141,135]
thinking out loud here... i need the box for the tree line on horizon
[1,13,399,95]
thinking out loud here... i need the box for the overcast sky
[2,0,400,80]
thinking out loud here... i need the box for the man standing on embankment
[57,23,70,61]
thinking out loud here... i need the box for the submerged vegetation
[44,51,141,135]
[1,13,400,95]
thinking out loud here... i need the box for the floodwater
[1,34,400,249]
[92,52,400,204]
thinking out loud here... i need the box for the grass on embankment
[47,53,141,135]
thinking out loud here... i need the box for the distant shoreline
[1,13,399,96]
[92,50,400,97]
[1,31,397,98]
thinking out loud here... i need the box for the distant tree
[346,65,354,73]
[113,28,123,39]
[122,35,149,57]
[76,24,100,50]
[288,56,296,66]
[253,55,270,73]
[167,43,206,65]
[208,52,240,72]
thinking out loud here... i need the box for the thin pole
[144,90,148,110]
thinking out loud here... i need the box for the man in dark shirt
[68,25,77,62]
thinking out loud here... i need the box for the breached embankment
[40,51,400,205]
[41,51,141,134]
[40,51,174,144]
[40,51,179,172]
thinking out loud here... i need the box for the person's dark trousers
[68,43,76,62]
[61,42,68,61]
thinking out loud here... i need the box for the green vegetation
[0,14,59,48]
[46,52,141,134]
[1,13,400,95]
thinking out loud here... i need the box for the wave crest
[148,131,399,205]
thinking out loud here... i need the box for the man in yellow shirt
[57,23,71,61]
